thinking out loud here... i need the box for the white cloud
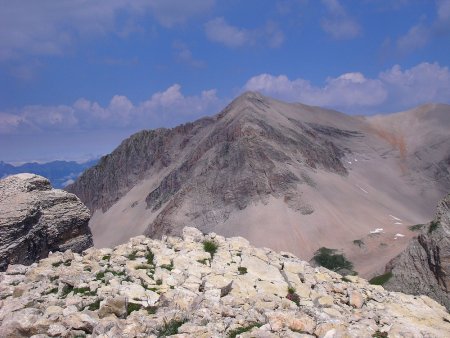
[244,62,450,113]
[205,17,252,48]
[393,0,450,55]
[321,0,361,40]
[396,23,430,54]
[172,41,206,68]
[204,17,285,48]
[0,0,215,61]
[1,85,222,134]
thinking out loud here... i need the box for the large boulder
[0,173,93,271]
[384,193,450,309]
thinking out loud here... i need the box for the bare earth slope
[67,92,450,278]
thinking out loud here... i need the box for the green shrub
[160,261,174,271]
[96,271,105,281]
[408,224,425,231]
[156,279,162,285]
[127,251,138,260]
[102,254,111,261]
[127,302,142,315]
[227,323,262,338]
[238,267,247,275]
[88,299,101,311]
[197,258,208,265]
[203,240,218,258]
[157,318,187,337]
[369,272,393,285]
[428,220,439,234]
[146,250,154,265]
[313,247,354,273]
[372,330,388,338]
[52,261,63,267]
[286,286,300,306]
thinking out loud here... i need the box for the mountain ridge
[67,92,450,278]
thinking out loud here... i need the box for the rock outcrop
[0,173,93,271]
[0,227,449,337]
[384,193,450,309]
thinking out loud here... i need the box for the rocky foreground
[0,174,93,272]
[1,227,449,338]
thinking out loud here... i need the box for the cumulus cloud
[244,62,450,113]
[204,17,284,48]
[1,85,222,135]
[321,0,361,40]
[0,0,215,61]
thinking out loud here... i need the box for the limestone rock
[0,174,93,271]
[0,226,449,337]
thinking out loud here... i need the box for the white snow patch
[394,222,402,225]
[394,233,405,239]
[347,161,352,164]
[357,185,369,194]
[389,215,402,221]
[354,159,358,162]
[370,228,384,234]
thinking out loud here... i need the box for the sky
[0,0,449,163]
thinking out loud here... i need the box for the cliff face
[0,174,93,271]
[0,227,449,337]
[384,193,450,309]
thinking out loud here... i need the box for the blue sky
[1,0,449,163]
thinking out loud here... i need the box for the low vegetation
[238,266,247,275]
[286,286,300,306]
[227,323,262,338]
[313,247,354,274]
[157,318,187,337]
[408,223,425,231]
[428,220,440,234]
[369,272,393,285]
[372,330,388,338]
[203,240,219,258]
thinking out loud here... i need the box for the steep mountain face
[67,92,450,277]
[0,174,93,271]
[383,193,450,309]
[1,227,449,337]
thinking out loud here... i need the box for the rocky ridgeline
[0,174,93,272]
[1,227,449,338]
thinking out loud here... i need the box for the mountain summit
[67,93,450,277]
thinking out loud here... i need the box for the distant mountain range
[0,159,98,188]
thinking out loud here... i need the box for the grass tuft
[203,240,218,258]
[238,267,247,275]
[227,323,262,338]
[313,247,354,273]
[369,272,393,285]
[157,318,187,337]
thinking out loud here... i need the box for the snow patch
[370,228,384,234]
[357,185,369,194]
[389,215,402,221]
